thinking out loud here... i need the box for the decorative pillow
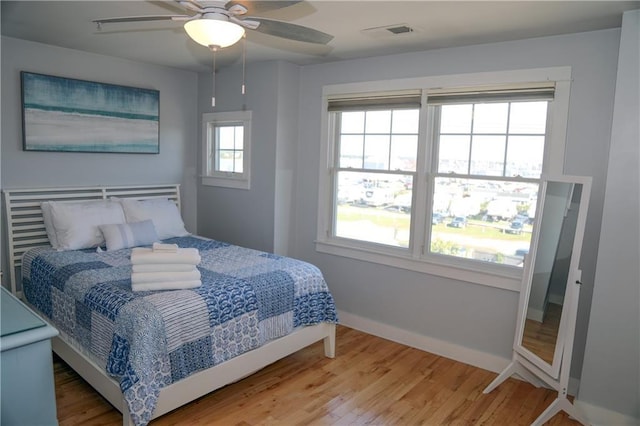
[49,200,126,250]
[99,220,159,251]
[41,202,59,249]
[118,198,189,240]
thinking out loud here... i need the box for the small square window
[201,111,251,190]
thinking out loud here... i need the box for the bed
[3,184,338,426]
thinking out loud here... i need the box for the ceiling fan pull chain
[211,46,217,107]
[242,34,246,96]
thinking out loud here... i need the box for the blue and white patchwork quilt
[22,235,337,425]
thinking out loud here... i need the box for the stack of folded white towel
[130,242,202,292]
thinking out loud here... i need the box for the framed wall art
[21,71,160,153]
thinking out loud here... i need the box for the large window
[317,69,571,289]
[201,111,251,189]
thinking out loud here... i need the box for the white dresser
[1,287,59,425]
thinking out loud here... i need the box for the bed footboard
[54,323,336,425]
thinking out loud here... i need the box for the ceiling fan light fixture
[184,18,245,48]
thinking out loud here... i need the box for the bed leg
[323,324,336,358]
[122,401,134,426]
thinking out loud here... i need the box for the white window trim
[316,67,572,292]
[201,110,252,190]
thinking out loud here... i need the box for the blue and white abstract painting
[21,72,159,153]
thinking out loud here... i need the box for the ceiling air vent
[361,23,419,38]
[387,25,413,35]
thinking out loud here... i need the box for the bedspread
[21,235,338,425]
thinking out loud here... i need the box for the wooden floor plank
[53,325,582,425]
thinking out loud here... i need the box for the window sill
[315,239,523,292]
[201,176,250,190]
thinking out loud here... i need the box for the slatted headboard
[3,184,181,296]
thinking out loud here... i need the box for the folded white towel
[131,247,201,265]
[132,280,202,292]
[131,270,201,284]
[132,263,198,273]
[152,242,179,253]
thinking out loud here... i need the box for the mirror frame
[513,174,592,379]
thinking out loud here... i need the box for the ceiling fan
[92,0,334,50]
[94,0,332,106]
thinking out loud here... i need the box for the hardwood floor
[522,302,563,364]
[53,325,580,425]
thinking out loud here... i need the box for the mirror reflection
[521,181,583,365]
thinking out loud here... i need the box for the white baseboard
[573,400,640,426]
[337,309,511,374]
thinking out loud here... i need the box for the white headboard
[3,184,181,296]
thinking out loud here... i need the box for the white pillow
[49,200,126,250]
[118,198,189,240]
[99,220,159,251]
[41,202,59,249]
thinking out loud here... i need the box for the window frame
[316,68,572,291]
[201,110,252,190]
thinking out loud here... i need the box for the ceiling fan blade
[177,0,204,13]
[246,17,333,44]
[229,16,260,30]
[226,1,302,15]
[93,15,193,25]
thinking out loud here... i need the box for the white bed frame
[3,184,336,426]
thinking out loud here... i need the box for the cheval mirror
[483,175,592,426]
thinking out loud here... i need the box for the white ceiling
[2,1,639,73]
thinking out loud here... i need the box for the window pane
[335,171,412,247]
[234,152,243,173]
[440,105,472,133]
[364,135,390,170]
[234,126,244,149]
[473,103,508,133]
[341,111,365,133]
[505,136,544,178]
[509,102,548,134]
[392,109,419,133]
[218,150,234,172]
[438,135,470,174]
[218,126,236,149]
[470,135,506,176]
[365,110,391,134]
[390,135,417,171]
[430,177,538,265]
[339,135,364,168]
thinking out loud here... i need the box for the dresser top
[1,287,57,351]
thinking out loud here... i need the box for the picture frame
[21,71,160,154]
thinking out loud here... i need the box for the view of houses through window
[332,98,548,267]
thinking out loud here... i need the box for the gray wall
[196,61,299,254]
[1,36,199,283]
[273,62,300,256]
[577,10,640,423]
